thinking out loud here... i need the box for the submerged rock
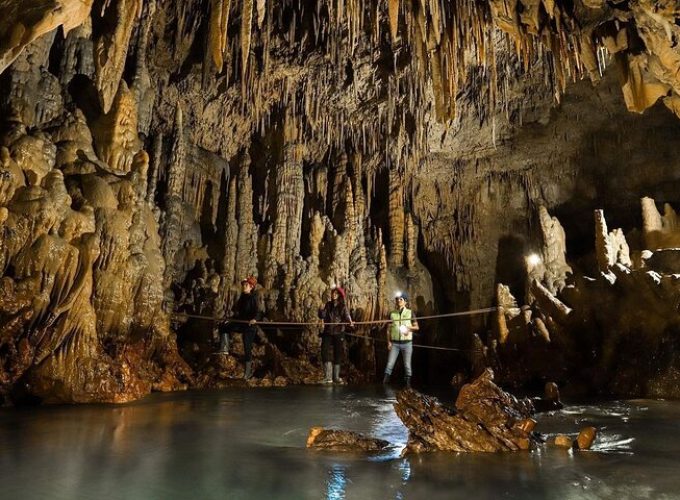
[553,435,573,448]
[576,426,597,450]
[306,427,389,452]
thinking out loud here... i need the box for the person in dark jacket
[218,275,262,379]
[318,286,354,384]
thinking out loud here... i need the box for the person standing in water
[383,292,419,388]
[318,286,354,384]
[218,275,262,380]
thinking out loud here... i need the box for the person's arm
[386,318,392,349]
[318,303,328,321]
[409,312,419,332]
[247,294,261,324]
[343,305,354,329]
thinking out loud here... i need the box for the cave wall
[2,0,680,401]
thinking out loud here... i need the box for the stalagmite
[595,209,613,273]
[234,153,258,278]
[270,115,304,267]
[595,209,631,273]
[641,196,680,250]
[536,206,572,293]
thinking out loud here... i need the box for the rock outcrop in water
[2,1,680,403]
[395,369,538,453]
[306,426,390,452]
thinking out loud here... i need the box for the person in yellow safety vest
[382,292,419,388]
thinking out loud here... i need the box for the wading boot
[333,364,344,384]
[322,362,333,384]
[382,373,390,385]
[404,376,411,389]
[244,361,253,380]
[218,333,229,355]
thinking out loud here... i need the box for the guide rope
[169,307,497,326]
[169,306,497,353]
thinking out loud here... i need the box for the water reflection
[326,464,347,500]
[0,389,679,499]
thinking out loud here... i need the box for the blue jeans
[384,342,413,377]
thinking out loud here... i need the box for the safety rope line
[169,307,497,326]
[169,306,495,353]
[343,332,473,352]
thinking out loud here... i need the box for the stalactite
[208,0,231,72]
[241,0,254,80]
[388,166,405,267]
[131,0,156,136]
[331,152,348,229]
[91,80,141,174]
[94,0,143,113]
[147,133,162,204]
[167,105,185,198]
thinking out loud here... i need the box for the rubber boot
[322,362,333,384]
[404,376,411,389]
[333,364,344,384]
[382,373,390,385]
[218,332,229,354]
[244,361,253,380]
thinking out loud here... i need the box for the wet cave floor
[1,386,679,499]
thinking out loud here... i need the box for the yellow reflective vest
[389,308,414,341]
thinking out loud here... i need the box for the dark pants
[321,334,344,364]
[220,323,257,362]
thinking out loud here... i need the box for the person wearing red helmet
[318,285,354,384]
[217,275,262,379]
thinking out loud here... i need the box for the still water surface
[1,386,679,499]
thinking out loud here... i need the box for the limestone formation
[306,427,390,452]
[0,0,94,74]
[494,202,680,398]
[2,0,680,404]
[395,369,537,454]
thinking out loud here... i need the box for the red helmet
[241,275,257,288]
[332,286,346,300]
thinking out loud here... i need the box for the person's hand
[249,319,256,326]
[349,321,355,330]
[387,341,392,350]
